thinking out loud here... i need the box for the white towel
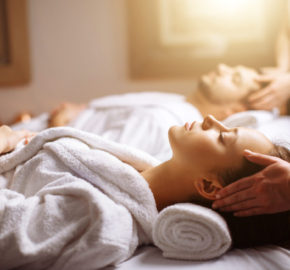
[153,203,232,260]
[0,127,159,270]
[222,110,278,128]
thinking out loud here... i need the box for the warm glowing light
[159,0,267,57]
[184,0,254,17]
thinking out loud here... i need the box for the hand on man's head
[247,73,290,111]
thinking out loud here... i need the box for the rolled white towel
[153,203,232,260]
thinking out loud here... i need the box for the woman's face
[200,64,260,103]
[168,115,273,174]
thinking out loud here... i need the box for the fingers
[212,181,255,210]
[9,130,36,148]
[0,125,12,133]
[233,207,264,217]
[249,96,276,110]
[22,131,37,145]
[247,87,273,103]
[215,175,254,200]
[243,150,278,166]
[218,197,258,213]
[213,187,256,210]
[254,75,274,83]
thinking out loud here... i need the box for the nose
[202,115,228,131]
[217,64,231,75]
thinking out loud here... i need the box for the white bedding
[105,245,290,270]
[10,92,290,269]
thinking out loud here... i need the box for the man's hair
[201,145,290,248]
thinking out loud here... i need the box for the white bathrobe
[12,92,203,161]
[69,92,203,161]
[0,127,159,270]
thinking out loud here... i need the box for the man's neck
[186,89,246,121]
[186,89,217,118]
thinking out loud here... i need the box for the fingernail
[215,194,221,199]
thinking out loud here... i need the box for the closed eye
[219,131,224,144]
[232,72,241,84]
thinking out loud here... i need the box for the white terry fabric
[222,110,278,129]
[69,92,203,161]
[0,127,159,270]
[153,203,232,260]
[222,110,290,147]
[11,112,50,132]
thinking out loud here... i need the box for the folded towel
[153,203,232,260]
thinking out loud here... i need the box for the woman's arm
[0,125,35,155]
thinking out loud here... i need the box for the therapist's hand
[247,73,290,110]
[212,150,290,217]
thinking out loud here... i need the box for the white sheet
[104,245,290,270]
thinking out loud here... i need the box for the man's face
[199,64,260,103]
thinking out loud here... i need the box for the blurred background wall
[0,0,197,123]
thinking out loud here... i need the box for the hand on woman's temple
[212,150,290,217]
[247,73,290,111]
[0,125,36,155]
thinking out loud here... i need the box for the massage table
[10,92,290,270]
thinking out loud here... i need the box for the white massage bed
[10,92,290,270]
[105,245,290,270]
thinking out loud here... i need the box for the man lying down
[0,115,290,270]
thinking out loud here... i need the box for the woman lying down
[0,115,289,270]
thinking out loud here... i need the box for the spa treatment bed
[8,92,290,270]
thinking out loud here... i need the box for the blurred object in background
[48,102,86,128]
[9,112,33,125]
[275,0,290,73]
[128,0,286,78]
[0,0,30,86]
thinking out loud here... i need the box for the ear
[195,177,223,201]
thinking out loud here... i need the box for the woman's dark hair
[204,145,290,248]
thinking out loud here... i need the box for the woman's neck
[141,159,201,211]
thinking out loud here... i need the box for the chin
[168,125,183,148]
[168,125,178,137]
